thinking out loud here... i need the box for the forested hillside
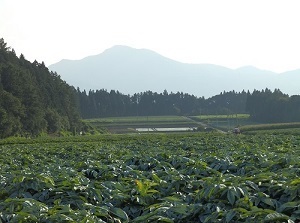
[0,38,81,138]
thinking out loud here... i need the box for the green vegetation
[1,133,300,222]
[246,89,300,123]
[0,38,82,138]
[77,89,248,118]
[77,88,300,127]
[2,37,300,223]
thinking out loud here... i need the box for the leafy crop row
[0,133,300,222]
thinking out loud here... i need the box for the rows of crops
[1,133,300,222]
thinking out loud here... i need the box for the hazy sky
[1,0,300,73]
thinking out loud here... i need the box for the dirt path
[183,116,227,134]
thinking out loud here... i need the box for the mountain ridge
[49,45,300,97]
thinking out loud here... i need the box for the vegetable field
[1,133,300,222]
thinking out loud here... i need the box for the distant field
[190,114,253,132]
[86,116,188,124]
[85,115,300,134]
[192,114,250,120]
[240,122,300,134]
[85,116,200,133]
[243,128,300,135]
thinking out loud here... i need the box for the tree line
[76,88,300,125]
[246,88,300,123]
[76,89,248,118]
[77,88,300,124]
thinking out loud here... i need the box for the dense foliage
[0,38,81,138]
[77,89,248,118]
[78,88,300,125]
[1,133,300,222]
[246,88,300,123]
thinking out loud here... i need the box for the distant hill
[49,45,300,97]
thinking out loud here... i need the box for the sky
[1,0,300,73]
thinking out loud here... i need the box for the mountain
[49,45,300,97]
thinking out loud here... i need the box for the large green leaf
[110,207,129,222]
[277,201,299,213]
[225,210,236,223]
[264,212,289,222]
